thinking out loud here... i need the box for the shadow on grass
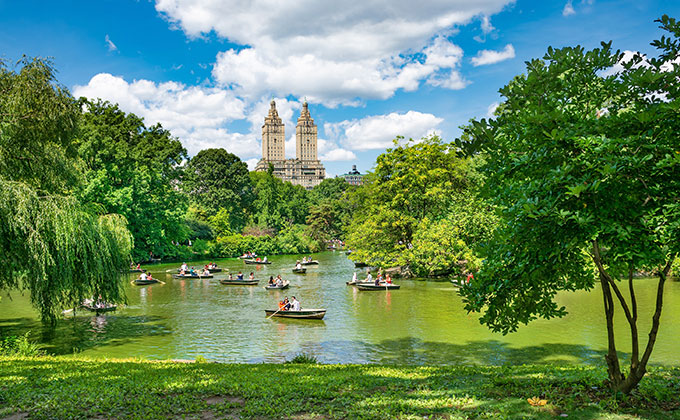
[1,357,677,420]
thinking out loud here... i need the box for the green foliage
[0,59,132,323]
[308,177,350,204]
[286,353,318,364]
[0,57,81,194]
[0,334,44,357]
[1,356,678,419]
[183,148,253,232]
[75,100,188,261]
[460,16,680,393]
[250,171,310,231]
[346,136,493,275]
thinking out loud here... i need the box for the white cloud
[471,44,515,66]
[73,73,255,157]
[562,1,575,16]
[481,15,495,34]
[156,0,514,105]
[325,111,443,151]
[487,102,499,118]
[105,35,118,52]
[245,158,259,171]
[320,148,357,161]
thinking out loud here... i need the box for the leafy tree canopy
[183,148,253,232]
[75,100,188,261]
[0,58,132,323]
[460,15,680,393]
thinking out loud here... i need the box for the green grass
[0,356,678,419]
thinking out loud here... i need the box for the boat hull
[172,274,213,279]
[301,261,319,265]
[208,268,222,273]
[133,279,160,285]
[264,309,326,319]
[220,279,258,285]
[245,260,271,265]
[357,284,400,290]
[265,282,290,290]
[292,268,306,274]
[81,304,117,313]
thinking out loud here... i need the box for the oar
[267,306,284,319]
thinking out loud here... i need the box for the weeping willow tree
[0,57,132,323]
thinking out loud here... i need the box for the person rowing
[237,271,244,280]
[365,271,373,284]
[296,261,302,270]
[181,262,188,271]
[275,275,283,287]
[139,271,148,281]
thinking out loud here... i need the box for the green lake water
[1,251,679,365]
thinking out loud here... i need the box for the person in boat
[375,272,382,286]
[351,272,357,284]
[136,263,141,270]
[296,261,302,270]
[269,276,275,286]
[237,271,244,280]
[190,267,196,275]
[290,296,300,311]
[229,273,234,280]
[130,262,135,269]
[263,256,268,263]
[181,262,188,271]
[202,268,210,276]
[278,299,286,310]
[385,274,392,284]
[147,273,153,282]
[140,271,148,281]
[365,271,373,284]
[275,275,283,287]
[283,297,291,311]
[249,272,255,280]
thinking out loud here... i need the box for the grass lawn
[0,356,678,419]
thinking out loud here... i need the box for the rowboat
[265,281,290,290]
[172,274,213,279]
[346,281,375,286]
[292,268,306,274]
[245,259,271,265]
[300,261,319,265]
[264,309,326,319]
[238,254,257,259]
[133,278,160,285]
[81,302,117,313]
[356,284,400,291]
[354,262,368,268]
[208,268,222,273]
[220,279,259,286]
[129,269,144,273]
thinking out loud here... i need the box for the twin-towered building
[254,100,325,189]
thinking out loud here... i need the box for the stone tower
[261,100,285,161]
[295,101,317,161]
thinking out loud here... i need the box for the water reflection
[1,252,679,365]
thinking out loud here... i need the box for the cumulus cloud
[73,73,256,156]
[487,101,499,118]
[471,44,515,66]
[325,111,443,151]
[105,35,118,52]
[562,1,575,16]
[155,0,514,105]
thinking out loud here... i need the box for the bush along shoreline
[0,356,678,419]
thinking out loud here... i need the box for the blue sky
[1,0,678,176]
